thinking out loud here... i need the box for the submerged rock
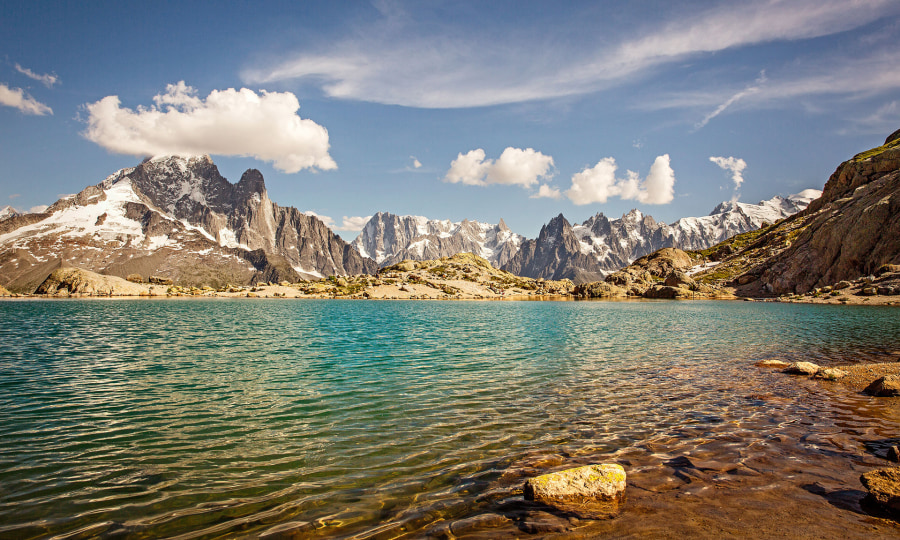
[523,463,626,519]
[783,361,821,376]
[756,359,791,369]
[861,467,900,516]
[864,375,900,397]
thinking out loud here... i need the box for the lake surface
[1,299,900,539]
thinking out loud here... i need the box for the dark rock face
[502,214,607,283]
[0,155,375,292]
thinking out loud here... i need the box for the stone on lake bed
[782,361,821,376]
[864,375,900,397]
[860,467,900,516]
[523,463,626,519]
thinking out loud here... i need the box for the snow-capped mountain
[502,191,821,283]
[0,206,18,221]
[0,155,375,292]
[352,212,524,267]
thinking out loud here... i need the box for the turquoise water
[1,299,899,539]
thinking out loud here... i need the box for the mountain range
[0,155,374,292]
[355,192,818,283]
[0,154,817,292]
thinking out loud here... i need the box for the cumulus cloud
[410,156,422,169]
[82,81,336,173]
[337,215,372,231]
[302,211,335,228]
[444,147,554,188]
[0,83,52,115]
[566,155,675,206]
[709,156,748,189]
[15,64,58,87]
[243,0,896,108]
[302,212,371,232]
[530,184,562,199]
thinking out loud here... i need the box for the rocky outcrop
[35,267,149,296]
[523,464,626,519]
[352,212,523,268]
[860,467,900,516]
[577,248,714,299]
[694,131,900,295]
[0,155,376,292]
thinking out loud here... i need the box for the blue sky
[2,0,899,239]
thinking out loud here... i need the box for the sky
[1,0,899,240]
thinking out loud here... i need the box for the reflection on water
[1,299,899,539]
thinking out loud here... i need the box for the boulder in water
[523,463,626,519]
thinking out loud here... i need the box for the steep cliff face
[754,135,900,294]
[352,212,524,268]
[0,155,375,292]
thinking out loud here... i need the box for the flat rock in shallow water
[813,367,848,380]
[861,467,900,516]
[756,360,791,369]
[783,361,821,376]
[523,463,626,519]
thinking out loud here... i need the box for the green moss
[852,137,900,162]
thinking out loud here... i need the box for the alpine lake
[2,298,900,539]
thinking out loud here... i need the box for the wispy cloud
[0,83,52,115]
[14,63,58,87]
[82,81,336,173]
[243,0,897,108]
[695,72,767,130]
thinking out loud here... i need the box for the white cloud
[709,156,748,189]
[0,83,52,115]
[14,64,58,87]
[531,184,562,199]
[29,205,49,213]
[302,211,335,228]
[243,1,897,108]
[566,155,675,205]
[301,212,371,232]
[337,215,372,231]
[82,81,336,173]
[444,147,554,188]
[410,156,422,169]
